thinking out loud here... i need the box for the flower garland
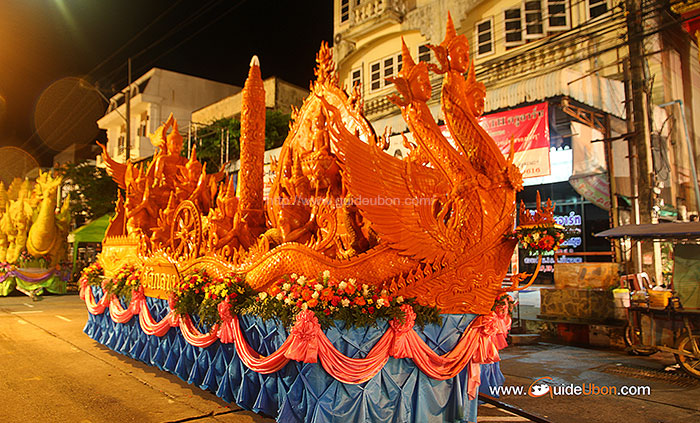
[17,249,52,268]
[251,271,441,329]
[102,264,141,302]
[492,293,517,316]
[511,224,567,253]
[81,265,442,330]
[79,262,104,287]
[171,271,257,326]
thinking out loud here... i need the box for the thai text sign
[142,263,179,299]
[478,102,551,178]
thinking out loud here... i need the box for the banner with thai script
[478,102,551,178]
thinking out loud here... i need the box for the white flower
[348,278,356,284]
[323,270,331,279]
[297,276,306,285]
[314,283,323,291]
[276,293,284,301]
[282,283,291,291]
[258,292,268,300]
[362,284,369,297]
[284,297,293,305]
[291,273,298,280]
[311,291,319,299]
[396,296,404,304]
[376,298,386,308]
[338,281,348,290]
[300,302,308,310]
[341,298,350,307]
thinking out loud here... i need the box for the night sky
[0,0,334,167]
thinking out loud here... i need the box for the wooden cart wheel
[624,325,657,356]
[170,200,202,260]
[674,333,700,379]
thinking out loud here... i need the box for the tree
[58,161,118,226]
[194,110,291,172]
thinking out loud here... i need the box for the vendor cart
[596,222,700,378]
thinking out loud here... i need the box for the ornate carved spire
[314,42,338,86]
[238,55,266,230]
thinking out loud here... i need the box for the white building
[97,68,240,164]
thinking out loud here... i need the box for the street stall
[596,222,700,378]
[0,172,71,299]
[79,19,546,422]
[68,214,109,278]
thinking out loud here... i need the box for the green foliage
[194,110,290,172]
[265,109,291,150]
[102,264,140,303]
[58,160,118,223]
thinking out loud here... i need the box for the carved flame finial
[518,191,556,226]
[314,42,338,86]
[444,12,456,43]
[399,38,416,76]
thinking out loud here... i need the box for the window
[476,18,494,57]
[547,0,570,30]
[340,0,350,23]
[588,0,608,20]
[418,44,431,63]
[504,9,523,46]
[138,112,148,137]
[350,67,362,90]
[369,53,402,92]
[524,1,544,39]
[118,125,126,155]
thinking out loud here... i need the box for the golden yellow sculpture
[99,18,524,314]
[0,172,70,265]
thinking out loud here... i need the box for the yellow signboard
[141,263,180,299]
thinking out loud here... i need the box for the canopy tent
[594,221,700,240]
[69,214,111,273]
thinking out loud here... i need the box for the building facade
[333,0,700,282]
[97,68,240,164]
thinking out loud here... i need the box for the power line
[97,0,233,87]
[473,0,685,84]
[124,0,250,85]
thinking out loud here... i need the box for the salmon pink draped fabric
[81,285,511,399]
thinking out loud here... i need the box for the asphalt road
[0,293,274,423]
[1,293,699,423]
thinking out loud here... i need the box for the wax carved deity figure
[100,18,524,314]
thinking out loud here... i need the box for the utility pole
[125,57,132,162]
[626,0,653,222]
[623,60,643,274]
[626,0,660,281]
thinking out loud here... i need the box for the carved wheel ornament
[171,200,202,261]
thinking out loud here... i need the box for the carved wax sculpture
[0,172,71,266]
[99,17,523,314]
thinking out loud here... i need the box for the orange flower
[320,287,334,300]
[354,296,366,306]
[302,288,313,301]
[344,283,356,295]
[307,298,318,308]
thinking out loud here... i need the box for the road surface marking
[10,310,43,314]
[55,315,71,322]
[23,303,34,308]
[478,417,529,422]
